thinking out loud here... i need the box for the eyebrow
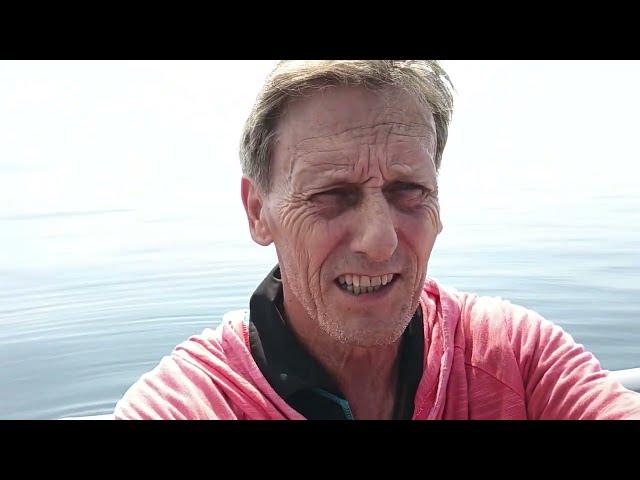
[312,175,438,192]
[290,141,438,190]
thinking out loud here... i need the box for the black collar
[248,265,424,420]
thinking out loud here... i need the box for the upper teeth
[338,274,394,286]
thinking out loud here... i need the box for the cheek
[273,202,346,281]
[424,197,442,240]
[397,207,440,262]
[303,220,347,281]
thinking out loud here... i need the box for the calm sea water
[1,189,639,419]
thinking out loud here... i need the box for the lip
[333,274,400,303]
[335,272,399,278]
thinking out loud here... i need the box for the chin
[319,308,412,347]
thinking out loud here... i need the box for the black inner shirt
[248,265,424,420]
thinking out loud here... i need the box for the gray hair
[240,60,455,192]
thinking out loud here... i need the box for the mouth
[334,273,399,296]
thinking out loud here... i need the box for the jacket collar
[248,264,424,419]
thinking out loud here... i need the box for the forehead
[272,86,437,185]
[277,85,434,145]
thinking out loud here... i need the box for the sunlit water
[1,188,639,419]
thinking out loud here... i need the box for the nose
[349,190,398,262]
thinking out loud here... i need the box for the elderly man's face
[247,86,442,347]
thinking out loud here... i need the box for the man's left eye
[389,184,429,196]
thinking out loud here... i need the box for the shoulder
[114,309,253,420]
[427,279,549,345]
[425,278,551,391]
[174,309,250,363]
[424,277,535,340]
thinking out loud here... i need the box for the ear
[241,176,273,246]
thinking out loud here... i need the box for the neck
[282,297,403,420]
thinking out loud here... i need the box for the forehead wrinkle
[287,143,437,191]
[291,155,437,192]
[290,148,356,181]
[293,121,433,149]
[290,124,434,174]
[289,155,357,191]
[280,113,437,192]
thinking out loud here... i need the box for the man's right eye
[320,188,348,197]
[313,188,359,208]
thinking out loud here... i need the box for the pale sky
[439,60,640,199]
[1,61,639,269]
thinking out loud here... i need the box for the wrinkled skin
[241,86,442,418]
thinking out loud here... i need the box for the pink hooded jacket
[114,278,640,420]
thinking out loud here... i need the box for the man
[114,61,640,420]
